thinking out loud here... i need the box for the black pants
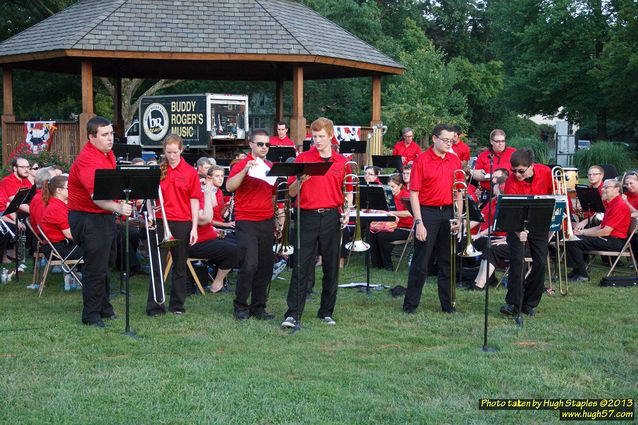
[234,219,274,314]
[505,232,548,309]
[285,209,340,320]
[370,228,411,270]
[404,205,454,312]
[147,220,191,315]
[566,235,624,276]
[69,211,117,324]
[189,238,239,271]
[116,223,141,273]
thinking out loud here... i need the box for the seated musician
[207,165,235,238]
[29,167,57,243]
[621,173,638,264]
[566,179,630,282]
[369,174,413,271]
[363,166,381,185]
[40,175,83,291]
[401,163,412,191]
[190,176,239,293]
[392,127,421,166]
[572,165,605,230]
[197,157,212,180]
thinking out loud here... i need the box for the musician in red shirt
[281,117,351,328]
[573,165,605,229]
[401,163,412,191]
[404,124,462,314]
[622,173,638,213]
[472,129,516,191]
[207,165,235,234]
[369,175,413,271]
[500,148,554,317]
[227,130,277,320]
[68,116,132,327]
[270,121,297,149]
[392,127,421,166]
[146,134,200,317]
[451,124,471,166]
[566,179,630,281]
[0,157,33,214]
[29,167,57,237]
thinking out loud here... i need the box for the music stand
[267,161,333,332]
[267,146,296,163]
[575,185,605,225]
[112,144,142,163]
[494,196,555,328]
[1,186,35,280]
[94,166,161,337]
[339,140,367,155]
[372,155,403,172]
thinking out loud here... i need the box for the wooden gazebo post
[78,61,95,145]
[289,64,306,147]
[370,75,382,127]
[2,67,15,163]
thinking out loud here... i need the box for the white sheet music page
[248,157,277,186]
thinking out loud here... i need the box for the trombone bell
[345,240,370,252]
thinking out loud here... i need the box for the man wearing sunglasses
[500,148,553,317]
[227,130,277,320]
[472,129,516,192]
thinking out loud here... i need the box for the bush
[574,141,630,177]
[506,137,550,164]
[2,142,70,177]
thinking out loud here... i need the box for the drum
[563,167,579,192]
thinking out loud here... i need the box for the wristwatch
[414,218,423,225]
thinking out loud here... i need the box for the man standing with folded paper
[226,130,277,320]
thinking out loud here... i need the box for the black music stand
[1,186,35,280]
[494,196,555,328]
[112,144,142,164]
[267,146,297,163]
[372,155,403,172]
[94,166,161,337]
[268,161,333,332]
[575,185,605,225]
[339,140,366,155]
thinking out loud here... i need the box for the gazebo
[0,0,403,163]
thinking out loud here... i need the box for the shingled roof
[0,0,403,79]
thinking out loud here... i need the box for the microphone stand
[482,154,498,352]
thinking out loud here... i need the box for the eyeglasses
[404,135,414,139]
[436,136,454,144]
[587,173,601,176]
[491,139,506,143]
[510,165,530,175]
[16,165,31,169]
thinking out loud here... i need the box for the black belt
[423,205,453,210]
[301,208,337,214]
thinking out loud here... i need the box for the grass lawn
[0,254,636,424]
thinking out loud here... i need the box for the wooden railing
[2,121,80,165]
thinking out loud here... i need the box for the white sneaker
[26,283,39,290]
[63,274,72,291]
[281,316,297,328]
[320,316,336,325]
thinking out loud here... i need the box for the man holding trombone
[403,124,462,314]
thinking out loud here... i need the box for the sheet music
[248,157,277,186]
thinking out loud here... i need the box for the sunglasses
[510,166,530,175]
[254,142,270,148]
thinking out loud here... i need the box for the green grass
[0,255,636,424]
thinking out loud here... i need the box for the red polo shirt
[196,196,218,242]
[395,189,413,229]
[504,163,553,196]
[474,147,516,190]
[0,173,32,199]
[0,189,9,212]
[229,153,276,221]
[40,197,69,243]
[452,140,471,162]
[29,190,45,235]
[410,146,462,206]
[68,141,116,214]
[270,135,296,148]
[625,191,638,210]
[288,146,348,210]
[479,198,505,237]
[213,189,225,222]
[158,157,200,222]
[601,195,630,239]
[392,140,422,165]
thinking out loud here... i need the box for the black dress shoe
[104,314,118,320]
[403,308,416,315]
[250,310,275,320]
[522,306,536,316]
[442,307,457,314]
[147,310,166,317]
[499,304,519,316]
[234,310,250,320]
[83,320,105,328]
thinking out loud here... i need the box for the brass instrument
[366,124,388,166]
[144,203,166,305]
[549,166,577,296]
[450,170,482,307]
[343,161,369,252]
[16,219,27,266]
[274,181,294,256]
[157,186,180,248]
[0,218,16,239]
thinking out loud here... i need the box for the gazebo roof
[0,0,403,79]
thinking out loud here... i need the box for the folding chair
[163,254,207,295]
[36,224,84,297]
[584,217,638,277]
[25,218,45,289]
[392,227,414,272]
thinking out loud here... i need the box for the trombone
[450,170,482,307]
[157,186,180,248]
[343,161,369,253]
[144,201,166,305]
[274,181,294,256]
[549,166,577,296]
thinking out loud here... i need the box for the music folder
[575,184,605,213]
[493,196,556,233]
[267,162,333,178]
[372,155,403,171]
[267,146,297,163]
[1,186,36,216]
[93,166,161,201]
[339,140,367,154]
